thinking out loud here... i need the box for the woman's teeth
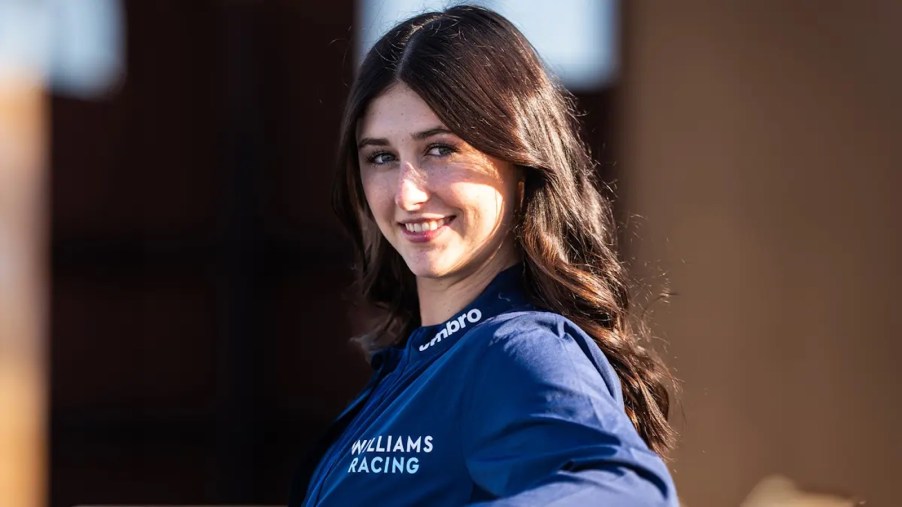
[404,218,448,233]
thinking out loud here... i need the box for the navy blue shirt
[298,266,678,506]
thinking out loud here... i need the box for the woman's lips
[399,216,454,243]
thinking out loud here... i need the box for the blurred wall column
[620,2,902,505]
[0,2,122,504]
[0,72,48,507]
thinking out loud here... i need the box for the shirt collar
[404,264,532,362]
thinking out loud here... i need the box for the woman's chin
[406,264,447,280]
[402,256,456,280]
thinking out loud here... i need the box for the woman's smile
[399,216,456,243]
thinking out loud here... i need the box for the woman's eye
[367,152,395,165]
[426,144,455,157]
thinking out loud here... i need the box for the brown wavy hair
[333,5,677,455]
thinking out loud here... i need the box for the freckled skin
[357,83,520,303]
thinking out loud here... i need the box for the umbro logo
[418,308,482,351]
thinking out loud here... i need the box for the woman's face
[357,83,520,282]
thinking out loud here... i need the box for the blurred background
[0,1,899,506]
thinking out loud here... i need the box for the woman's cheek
[362,171,391,214]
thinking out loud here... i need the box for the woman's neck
[416,254,519,326]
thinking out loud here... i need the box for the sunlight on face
[357,83,520,282]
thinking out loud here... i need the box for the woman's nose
[395,162,429,210]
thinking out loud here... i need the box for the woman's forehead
[357,83,447,141]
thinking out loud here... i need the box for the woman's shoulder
[480,308,592,344]
[475,308,606,360]
[461,308,624,404]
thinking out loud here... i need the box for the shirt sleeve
[460,317,679,506]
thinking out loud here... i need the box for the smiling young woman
[357,83,522,325]
[292,5,679,506]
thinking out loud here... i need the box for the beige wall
[620,2,902,505]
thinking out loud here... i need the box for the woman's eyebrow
[357,127,454,149]
[412,127,453,140]
[357,137,388,149]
